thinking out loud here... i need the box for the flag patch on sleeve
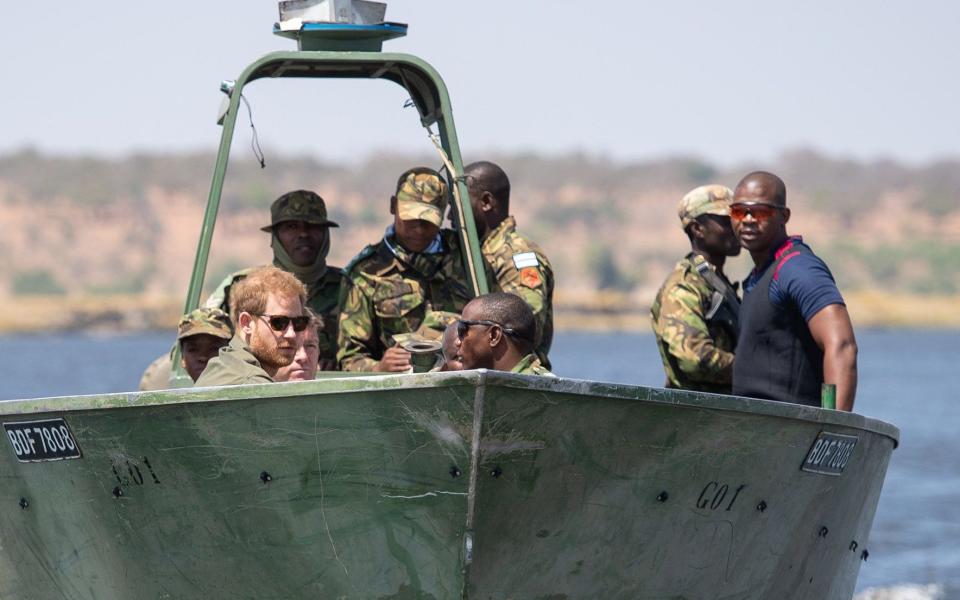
[512,252,540,269]
[520,267,542,288]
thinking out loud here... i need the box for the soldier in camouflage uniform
[176,307,234,382]
[204,190,343,371]
[650,185,742,394]
[138,308,234,390]
[456,293,553,376]
[464,161,554,367]
[337,168,473,372]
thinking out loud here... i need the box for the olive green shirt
[204,267,344,367]
[510,353,554,377]
[194,335,273,387]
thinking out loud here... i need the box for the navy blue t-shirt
[743,236,844,321]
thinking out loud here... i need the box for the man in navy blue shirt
[730,171,857,411]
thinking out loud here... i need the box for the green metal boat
[0,3,898,598]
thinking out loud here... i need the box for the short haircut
[471,292,536,351]
[395,166,445,195]
[464,161,511,207]
[304,307,321,341]
[229,266,307,324]
[735,171,787,206]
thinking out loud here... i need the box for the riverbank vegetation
[1,149,957,332]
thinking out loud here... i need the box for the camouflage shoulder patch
[519,266,543,289]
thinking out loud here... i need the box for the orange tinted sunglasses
[729,202,783,222]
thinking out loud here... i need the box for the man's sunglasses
[457,319,529,342]
[258,314,311,333]
[729,202,783,222]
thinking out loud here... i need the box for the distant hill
[1,148,958,329]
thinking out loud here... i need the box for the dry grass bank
[1,290,958,335]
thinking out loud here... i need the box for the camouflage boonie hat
[396,171,448,227]
[177,307,234,341]
[678,185,734,228]
[261,189,339,232]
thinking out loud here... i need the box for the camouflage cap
[261,189,339,232]
[395,171,448,227]
[678,185,734,228]
[177,307,234,341]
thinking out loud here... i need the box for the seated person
[435,321,464,372]
[456,292,554,376]
[274,309,321,382]
[195,266,308,387]
[337,167,472,372]
[177,307,234,382]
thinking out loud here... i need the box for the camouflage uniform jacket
[337,230,473,371]
[650,253,740,394]
[482,216,555,361]
[194,335,273,387]
[204,267,344,365]
[510,353,555,376]
[304,269,345,362]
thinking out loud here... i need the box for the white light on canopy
[276,0,388,32]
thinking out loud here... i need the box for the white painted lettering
[7,431,23,456]
[41,428,58,454]
[34,427,49,453]
[50,427,66,451]
[16,430,36,455]
[60,426,76,450]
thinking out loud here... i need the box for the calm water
[0,329,956,596]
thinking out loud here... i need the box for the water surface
[0,329,955,594]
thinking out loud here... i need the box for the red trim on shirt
[774,236,800,260]
[774,251,802,281]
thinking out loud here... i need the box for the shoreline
[1,291,958,334]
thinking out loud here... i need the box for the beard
[249,325,297,371]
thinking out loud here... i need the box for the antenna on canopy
[273,0,408,51]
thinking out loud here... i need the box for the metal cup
[399,339,442,373]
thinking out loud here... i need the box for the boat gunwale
[0,370,900,446]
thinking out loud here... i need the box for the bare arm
[807,304,858,411]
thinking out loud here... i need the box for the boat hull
[0,371,897,599]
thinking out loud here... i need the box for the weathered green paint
[0,372,897,599]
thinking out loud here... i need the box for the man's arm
[774,250,857,411]
[807,304,858,411]
[656,282,734,385]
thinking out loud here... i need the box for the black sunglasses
[258,314,310,333]
[456,319,528,342]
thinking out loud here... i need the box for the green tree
[12,270,66,296]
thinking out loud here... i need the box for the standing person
[456,293,553,376]
[206,190,343,371]
[274,309,321,382]
[730,171,857,411]
[464,161,555,366]
[337,168,473,372]
[195,267,309,386]
[650,185,741,394]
